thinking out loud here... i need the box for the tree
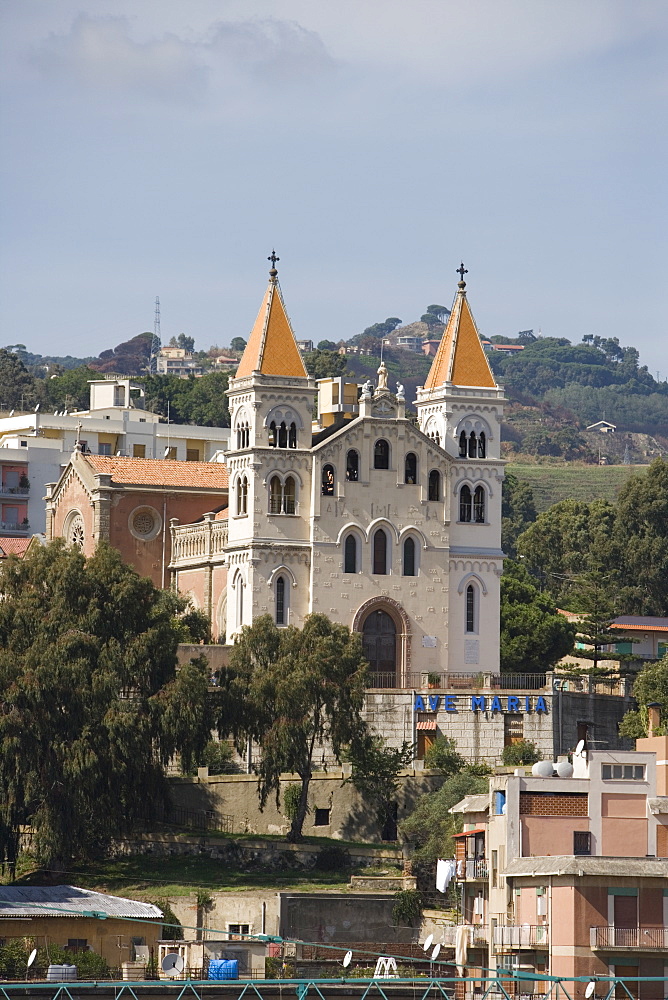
[501,473,537,559]
[619,655,668,738]
[613,459,668,615]
[0,349,36,409]
[303,349,347,380]
[567,573,631,672]
[139,371,230,427]
[346,735,413,836]
[399,771,488,861]
[228,614,368,842]
[317,340,337,351]
[517,498,616,604]
[177,333,195,352]
[423,735,465,777]
[0,541,212,867]
[501,740,541,766]
[230,337,247,352]
[500,560,576,673]
[45,365,99,411]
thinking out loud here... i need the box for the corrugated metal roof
[502,857,668,878]
[0,885,162,920]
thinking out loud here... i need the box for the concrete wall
[167,768,443,843]
[0,915,161,968]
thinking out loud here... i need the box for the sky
[1,1,666,374]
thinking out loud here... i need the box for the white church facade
[171,260,505,684]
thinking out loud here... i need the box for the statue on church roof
[376,360,389,392]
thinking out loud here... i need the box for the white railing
[590,926,668,950]
[440,925,488,946]
[170,519,228,567]
[456,859,489,880]
[494,925,549,948]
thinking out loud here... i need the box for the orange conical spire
[235,253,308,380]
[424,265,496,390]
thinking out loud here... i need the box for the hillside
[508,462,648,512]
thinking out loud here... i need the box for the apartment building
[449,746,668,998]
[0,377,229,533]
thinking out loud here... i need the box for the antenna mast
[150,296,161,374]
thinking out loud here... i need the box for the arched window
[269,475,282,514]
[288,422,297,448]
[460,484,472,522]
[275,575,287,626]
[237,422,249,449]
[466,584,476,633]
[346,450,359,482]
[241,476,248,514]
[278,421,288,448]
[403,537,416,577]
[283,476,296,514]
[374,439,390,470]
[344,534,358,574]
[478,432,486,458]
[363,610,396,685]
[269,421,277,447]
[428,469,441,501]
[473,485,485,523]
[236,426,242,449]
[321,464,335,496]
[236,477,243,514]
[404,453,417,485]
[468,431,477,458]
[373,528,388,575]
[236,576,244,631]
[459,431,468,458]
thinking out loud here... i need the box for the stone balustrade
[170,514,228,567]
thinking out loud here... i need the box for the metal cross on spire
[457,262,468,282]
[268,250,280,270]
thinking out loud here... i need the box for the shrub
[423,735,465,777]
[502,740,541,766]
[153,900,184,940]
[283,783,303,822]
[392,888,423,926]
[314,844,351,871]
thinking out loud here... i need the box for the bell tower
[224,254,316,638]
[416,265,505,672]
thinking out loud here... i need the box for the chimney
[647,702,661,738]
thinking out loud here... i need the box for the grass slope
[508,463,648,512]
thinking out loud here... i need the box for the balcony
[170,518,228,568]
[494,925,549,949]
[0,484,29,498]
[590,926,668,951]
[456,859,489,881]
[440,925,488,947]
[0,521,30,536]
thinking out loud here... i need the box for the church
[171,259,506,684]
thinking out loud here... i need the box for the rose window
[133,511,155,536]
[68,515,85,549]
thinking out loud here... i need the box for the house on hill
[586,419,617,433]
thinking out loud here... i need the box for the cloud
[29,13,338,107]
[31,15,208,103]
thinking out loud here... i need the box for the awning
[416,719,437,730]
[453,827,486,837]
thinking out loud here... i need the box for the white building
[172,262,505,678]
[0,377,229,534]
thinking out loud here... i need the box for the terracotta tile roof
[0,537,32,558]
[83,454,229,489]
[215,507,229,520]
[235,276,308,380]
[424,283,497,390]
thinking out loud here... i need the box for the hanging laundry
[436,858,456,892]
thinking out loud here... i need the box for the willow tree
[0,540,211,868]
[229,614,368,842]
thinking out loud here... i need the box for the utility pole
[149,296,161,374]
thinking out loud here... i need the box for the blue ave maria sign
[413,694,548,713]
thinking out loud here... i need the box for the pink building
[449,748,668,998]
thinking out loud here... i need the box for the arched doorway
[362,609,397,686]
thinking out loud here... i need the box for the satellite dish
[585,981,596,998]
[423,934,433,951]
[34,404,40,412]
[431,943,441,961]
[27,949,37,968]
[164,447,170,457]
[9,409,14,417]
[575,740,585,755]
[161,954,184,975]
[342,951,352,969]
